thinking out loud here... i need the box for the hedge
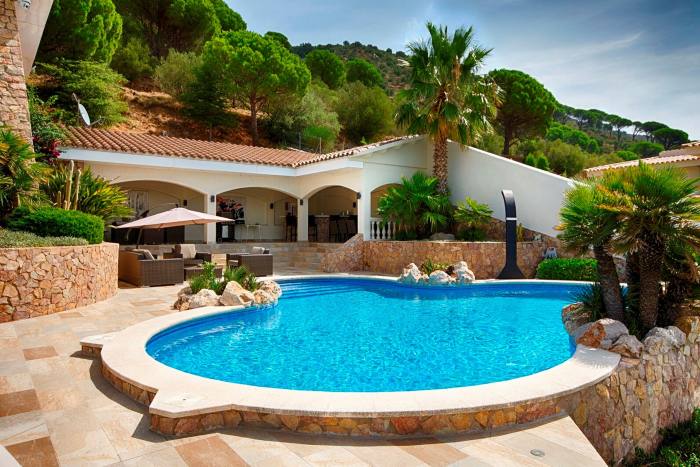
[0,228,87,248]
[6,207,104,244]
[535,258,598,281]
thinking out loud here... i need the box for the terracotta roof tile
[584,154,700,174]
[61,127,420,168]
[683,141,700,148]
[62,127,319,167]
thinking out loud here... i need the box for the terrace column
[357,190,371,238]
[297,198,308,242]
[205,194,217,244]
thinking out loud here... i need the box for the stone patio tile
[175,435,248,467]
[5,436,59,467]
[491,430,603,467]
[221,430,298,464]
[22,346,58,361]
[454,438,545,466]
[0,389,41,416]
[48,426,120,466]
[120,446,188,467]
[35,385,85,411]
[391,438,469,467]
[0,359,27,377]
[343,441,429,467]
[0,411,48,446]
[98,404,167,460]
[302,447,369,466]
[0,373,33,394]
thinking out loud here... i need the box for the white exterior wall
[447,143,575,237]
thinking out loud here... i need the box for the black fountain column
[497,189,525,279]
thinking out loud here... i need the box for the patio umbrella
[116,207,231,230]
[115,207,231,246]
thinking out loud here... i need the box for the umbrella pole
[136,228,143,248]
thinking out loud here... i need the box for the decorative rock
[575,318,629,350]
[561,302,591,335]
[259,280,282,300]
[188,289,220,309]
[643,326,686,353]
[610,334,643,359]
[253,289,276,305]
[219,281,254,307]
[177,286,192,297]
[452,261,475,284]
[428,270,453,285]
[398,263,425,285]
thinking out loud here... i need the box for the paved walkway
[0,284,606,466]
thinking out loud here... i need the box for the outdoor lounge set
[118,244,273,287]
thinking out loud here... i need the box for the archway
[110,180,206,244]
[307,186,357,242]
[215,187,298,242]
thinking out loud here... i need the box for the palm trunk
[637,245,663,331]
[433,137,449,193]
[592,245,624,321]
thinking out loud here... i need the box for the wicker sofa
[118,250,184,287]
[226,247,273,276]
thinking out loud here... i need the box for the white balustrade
[369,218,396,240]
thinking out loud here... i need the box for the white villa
[60,127,575,245]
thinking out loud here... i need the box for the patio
[0,284,605,466]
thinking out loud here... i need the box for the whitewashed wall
[447,143,575,237]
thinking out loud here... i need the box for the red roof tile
[61,127,420,168]
[584,154,700,174]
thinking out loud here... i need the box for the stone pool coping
[85,275,620,436]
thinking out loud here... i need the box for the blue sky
[229,0,699,140]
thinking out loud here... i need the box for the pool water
[146,279,583,392]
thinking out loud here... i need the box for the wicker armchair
[226,252,273,276]
[170,244,212,266]
[118,250,184,287]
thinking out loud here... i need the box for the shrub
[420,258,450,275]
[453,196,493,241]
[223,265,259,292]
[0,128,49,219]
[154,50,202,98]
[35,60,127,126]
[0,228,87,248]
[628,408,700,467]
[628,140,664,158]
[6,207,104,244]
[335,82,394,144]
[573,283,606,321]
[190,264,259,294]
[535,258,598,281]
[111,37,155,82]
[28,89,64,160]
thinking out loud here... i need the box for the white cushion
[176,244,197,259]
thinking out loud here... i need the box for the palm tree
[600,163,700,330]
[0,128,47,219]
[377,172,452,239]
[395,23,498,193]
[558,180,625,321]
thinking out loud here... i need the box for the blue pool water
[146,279,583,392]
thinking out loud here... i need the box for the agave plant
[377,172,452,239]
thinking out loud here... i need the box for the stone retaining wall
[0,0,31,142]
[0,243,119,321]
[321,234,364,273]
[559,318,700,463]
[361,240,549,278]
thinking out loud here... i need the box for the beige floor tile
[253,451,310,467]
[5,436,59,467]
[22,346,58,361]
[35,386,85,411]
[344,442,429,467]
[99,407,167,460]
[0,373,33,394]
[457,438,546,467]
[392,439,468,467]
[302,447,369,467]
[175,435,248,466]
[492,430,604,467]
[0,410,48,446]
[221,431,297,464]
[50,427,120,466]
[121,446,188,467]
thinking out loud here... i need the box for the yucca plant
[395,23,498,193]
[41,164,132,221]
[377,172,452,239]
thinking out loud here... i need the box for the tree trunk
[593,245,624,321]
[502,127,511,156]
[249,96,259,146]
[637,245,663,331]
[433,137,449,193]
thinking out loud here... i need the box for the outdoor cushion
[252,246,266,254]
[132,249,155,261]
[175,244,197,259]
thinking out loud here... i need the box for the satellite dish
[72,93,92,127]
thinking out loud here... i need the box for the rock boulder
[429,270,453,285]
[399,263,427,285]
[609,334,643,359]
[575,318,629,349]
[452,261,475,284]
[219,281,254,307]
[188,289,220,309]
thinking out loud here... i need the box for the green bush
[573,283,606,321]
[420,258,450,275]
[628,408,700,467]
[111,37,155,82]
[535,258,598,281]
[154,50,202,98]
[7,207,104,244]
[0,228,87,248]
[190,263,259,294]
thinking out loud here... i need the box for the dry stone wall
[0,0,31,142]
[321,234,364,273]
[0,243,119,321]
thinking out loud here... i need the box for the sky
[228,0,699,140]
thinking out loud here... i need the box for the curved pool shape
[146,278,585,392]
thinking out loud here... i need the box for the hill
[292,42,411,93]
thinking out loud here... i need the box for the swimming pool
[146,278,584,392]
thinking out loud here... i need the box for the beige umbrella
[116,207,231,230]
